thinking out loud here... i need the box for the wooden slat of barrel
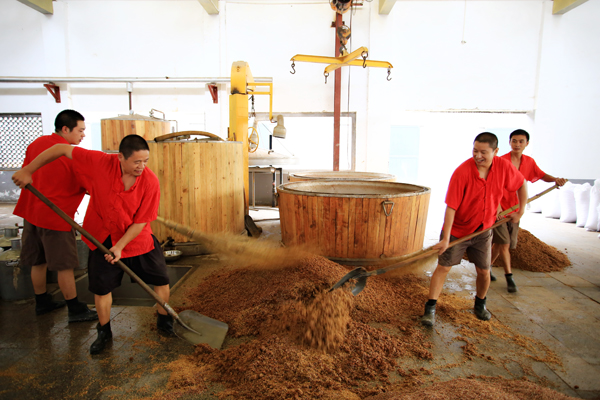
[148,141,244,242]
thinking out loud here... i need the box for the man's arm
[433,207,456,255]
[542,174,567,187]
[509,179,528,223]
[104,222,147,264]
[12,144,74,188]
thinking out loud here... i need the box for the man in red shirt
[490,129,567,292]
[12,134,173,355]
[13,110,97,323]
[421,132,527,326]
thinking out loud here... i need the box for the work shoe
[490,271,497,281]
[35,293,67,316]
[157,312,175,336]
[506,275,518,293]
[68,306,99,323]
[474,296,491,321]
[421,303,436,327]
[90,322,112,355]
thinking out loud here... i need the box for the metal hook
[324,72,329,84]
[361,51,368,68]
[290,61,296,75]
[387,68,392,81]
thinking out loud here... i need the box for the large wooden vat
[147,140,245,243]
[278,180,430,263]
[101,114,170,151]
[288,171,395,182]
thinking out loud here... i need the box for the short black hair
[119,134,150,159]
[474,132,498,150]
[509,129,530,142]
[55,109,84,133]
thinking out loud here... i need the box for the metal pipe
[0,76,272,83]
[333,12,342,171]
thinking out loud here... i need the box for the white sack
[559,182,577,223]
[542,187,561,219]
[528,180,554,213]
[574,183,591,227]
[585,179,600,231]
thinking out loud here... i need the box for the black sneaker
[90,322,112,355]
[68,307,99,323]
[506,275,518,293]
[490,271,497,281]
[35,293,67,316]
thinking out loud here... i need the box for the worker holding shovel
[13,134,174,355]
[490,129,567,292]
[13,110,97,323]
[421,132,527,326]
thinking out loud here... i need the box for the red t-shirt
[445,157,524,238]
[71,147,160,258]
[499,152,546,212]
[13,134,86,231]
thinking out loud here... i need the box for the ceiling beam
[379,0,397,15]
[197,0,219,15]
[16,0,53,14]
[552,0,589,14]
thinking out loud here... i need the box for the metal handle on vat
[381,201,394,217]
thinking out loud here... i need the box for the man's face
[472,141,498,168]
[119,150,150,177]
[509,135,529,153]
[61,120,86,145]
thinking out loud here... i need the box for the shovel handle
[25,184,182,322]
[368,183,563,277]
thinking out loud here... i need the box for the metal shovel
[26,184,229,349]
[330,183,563,296]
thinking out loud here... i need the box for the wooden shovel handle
[25,184,182,321]
[368,183,563,277]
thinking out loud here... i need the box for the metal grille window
[0,113,43,169]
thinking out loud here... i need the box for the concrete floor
[1,205,599,399]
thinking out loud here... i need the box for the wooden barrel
[101,114,170,151]
[147,140,245,243]
[288,171,395,182]
[278,180,430,264]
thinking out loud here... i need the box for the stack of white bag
[542,182,562,219]
[528,180,554,213]
[559,182,577,223]
[584,179,600,232]
[574,183,591,227]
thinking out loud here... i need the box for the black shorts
[88,235,169,296]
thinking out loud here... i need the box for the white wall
[1,0,599,235]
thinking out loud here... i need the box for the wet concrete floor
[1,205,599,399]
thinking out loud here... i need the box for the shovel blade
[351,275,368,296]
[329,267,368,293]
[174,310,229,349]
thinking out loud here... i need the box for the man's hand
[105,246,123,264]
[555,178,567,187]
[433,237,450,255]
[508,210,524,224]
[12,168,33,189]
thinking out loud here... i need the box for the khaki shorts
[20,220,79,271]
[438,229,493,270]
[492,221,519,249]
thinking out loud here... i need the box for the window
[0,113,43,169]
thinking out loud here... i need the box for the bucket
[0,248,34,301]
[278,180,430,264]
